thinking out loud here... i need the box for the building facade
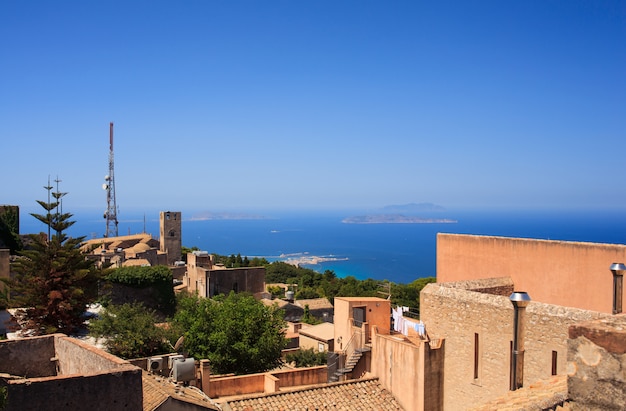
[159,211,182,266]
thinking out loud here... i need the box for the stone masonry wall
[567,316,626,411]
[420,282,608,410]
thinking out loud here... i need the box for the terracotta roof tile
[224,378,404,411]
[142,372,220,411]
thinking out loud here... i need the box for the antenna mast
[103,122,119,237]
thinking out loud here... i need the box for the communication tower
[103,122,119,237]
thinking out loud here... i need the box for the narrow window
[551,351,558,375]
[473,333,480,380]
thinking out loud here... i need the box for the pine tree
[9,180,101,335]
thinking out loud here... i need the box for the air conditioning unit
[148,357,163,372]
[172,357,196,383]
[168,354,184,369]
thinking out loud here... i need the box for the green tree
[0,206,22,254]
[89,303,173,359]
[295,287,320,300]
[180,246,199,263]
[8,183,101,335]
[172,292,287,375]
[285,348,327,367]
[267,285,284,299]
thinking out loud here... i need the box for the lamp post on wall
[509,291,531,391]
[610,263,626,314]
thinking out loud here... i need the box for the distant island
[342,214,457,224]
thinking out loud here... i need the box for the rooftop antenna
[103,122,119,237]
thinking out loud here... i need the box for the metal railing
[338,325,364,371]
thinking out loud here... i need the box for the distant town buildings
[2,202,626,410]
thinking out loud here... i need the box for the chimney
[509,291,531,390]
[610,263,626,314]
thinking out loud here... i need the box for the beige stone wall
[437,233,626,313]
[54,334,131,375]
[186,252,212,296]
[420,283,608,410]
[208,267,265,297]
[568,316,626,410]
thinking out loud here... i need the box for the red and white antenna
[103,122,119,237]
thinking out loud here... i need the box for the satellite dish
[174,336,184,351]
[104,175,110,181]
[102,183,108,190]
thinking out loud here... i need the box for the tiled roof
[294,298,333,310]
[223,378,404,411]
[298,322,335,341]
[142,372,220,411]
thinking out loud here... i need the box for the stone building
[159,211,182,266]
[418,233,626,410]
[82,211,183,271]
[185,251,265,298]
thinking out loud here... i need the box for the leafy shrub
[285,348,327,367]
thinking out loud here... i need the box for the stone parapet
[439,276,514,296]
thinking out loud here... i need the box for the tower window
[552,351,558,375]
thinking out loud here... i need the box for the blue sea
[19,208,626,284]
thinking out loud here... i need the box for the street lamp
[510,291,531,391]
[610,263,626,314]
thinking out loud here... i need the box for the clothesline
[391,306,426,337]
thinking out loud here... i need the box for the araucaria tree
[172,292,288,375]
[9,182,101,335]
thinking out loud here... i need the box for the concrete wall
[0,334,56,378]
[420,282,608,410]
[568,316,626,410]
[54,335,130,375]
[205,366,327,398]
[437,233,626,313]
[299,333,331,352]
[370,328,444,411]
[0,334,143,411]
[334,297,390,352]
[4,367,142,411]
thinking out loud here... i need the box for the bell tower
[160,211,182,265]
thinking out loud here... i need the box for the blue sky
[1,1,625,214]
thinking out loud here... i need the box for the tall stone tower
[159,211,182,265]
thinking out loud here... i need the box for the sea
[18,208,626,285]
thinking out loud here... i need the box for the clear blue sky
[1,1,625,213]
